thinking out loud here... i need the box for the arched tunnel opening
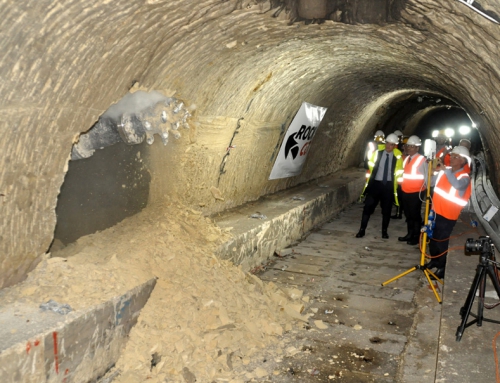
[50,91,193,248]
[2,1,500,382]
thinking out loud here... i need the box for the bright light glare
[424,139,437,158]
[459,125,471,135]
[445,128,455,137]
[432,130,439,138]
[471,122,477,128]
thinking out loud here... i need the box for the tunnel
[1,0,500,382]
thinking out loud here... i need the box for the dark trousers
[429,214,457,268]
[360,181,394,231]
[400,190,424,238]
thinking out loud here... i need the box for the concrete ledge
[0,278,156,383]
[214,168,365,271]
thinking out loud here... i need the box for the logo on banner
[269,102,327,180]
[284,135,299,159]
[284,125,317,160]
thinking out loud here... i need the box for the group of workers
[357,130,473,280]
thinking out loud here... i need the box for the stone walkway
[256,202,443,382]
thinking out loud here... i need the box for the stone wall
[1,0,500,288]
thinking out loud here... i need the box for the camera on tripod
[465,236,494,254]
[456,235,500,341]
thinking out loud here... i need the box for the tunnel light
[459,125,471,135]
[432,130,439,138]
[445,128,455,138]
[472,122,477,128]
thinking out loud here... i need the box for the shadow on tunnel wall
[52,141,151,247]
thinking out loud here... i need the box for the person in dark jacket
[356,133,404,239]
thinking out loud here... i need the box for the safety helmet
[385,133,399,144]
[451,145,471,165]
[459,138,471,150]
[406,135,422,146]
[374,130,385,143]
[393,130,403,137]
[402,136,409,144]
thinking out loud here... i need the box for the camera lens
[465,238,482,253]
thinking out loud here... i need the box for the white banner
[269,102,327,180]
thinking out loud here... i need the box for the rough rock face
[1,0,500,287]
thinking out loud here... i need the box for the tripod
[382,157,444,303]
[456,245,500,341]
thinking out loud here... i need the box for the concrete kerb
[0,278,156,383]
[214,168,366,271]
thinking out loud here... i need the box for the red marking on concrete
[34,339,40,346]
[26,342,31,354]
[52,332,59,374]
[63,368,69,382]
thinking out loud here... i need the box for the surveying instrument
[382,139,444,303]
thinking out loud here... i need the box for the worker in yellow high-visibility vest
[356,133,404,239]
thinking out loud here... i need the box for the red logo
[300,142,310,156]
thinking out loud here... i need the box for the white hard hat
[385,133,399,144]
[451,145,471,165]
[406,135,422,146]
[393,130,403,137]
[374,130,385,138]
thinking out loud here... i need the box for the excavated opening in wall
[50,91,192,250]
[52,141,151,248]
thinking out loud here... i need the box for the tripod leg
[487,263,500,299]
[477,266,488,327]
[456,265,487,341]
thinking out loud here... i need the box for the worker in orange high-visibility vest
[425,146,472,279]
[397,135,428,246]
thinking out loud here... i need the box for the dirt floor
[0,201,311,383]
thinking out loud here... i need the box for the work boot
[407,236,419,246]
[431,267,445,280]
[398,222,413,241]
[382,231,389,239]
[398,233,412,241]
[407,221,422,245]
[356,214,370,238]
[425,259,439,270]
